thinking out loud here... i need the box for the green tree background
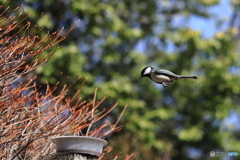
[3,0,240,159]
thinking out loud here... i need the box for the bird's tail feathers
[178,75,198,79]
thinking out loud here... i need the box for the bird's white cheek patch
[144,67,151,75]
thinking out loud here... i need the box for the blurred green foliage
[4,0,240,159]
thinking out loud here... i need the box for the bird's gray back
[152,69,178,77]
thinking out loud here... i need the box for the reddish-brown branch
[0,5,134,160]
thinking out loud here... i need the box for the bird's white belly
[151,74,171,83]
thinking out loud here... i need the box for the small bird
[140,66,197,87]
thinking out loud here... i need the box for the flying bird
[141,66,197,87]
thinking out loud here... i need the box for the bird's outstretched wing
[152,69,178,77]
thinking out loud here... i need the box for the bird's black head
[140,66,152,78]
